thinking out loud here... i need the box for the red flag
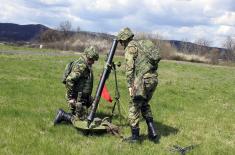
[101,85,112,103]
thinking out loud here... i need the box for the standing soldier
[117,27,161,142]
[54,46,99,125]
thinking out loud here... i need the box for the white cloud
[153,25,213,41]
[216,26,235,36]
[39,0,64,4]
[0,1,35,23]
[212,12,235,26]
[152,25,235,47]
[0,0,235,47]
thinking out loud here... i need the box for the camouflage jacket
[66,55,93,97]
[125,40,158,88]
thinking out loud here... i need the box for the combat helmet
[117,27,134,41]
[84,46,99,61]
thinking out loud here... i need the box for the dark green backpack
[62,61,74,84]
[138,40,161,67]
[134,40,161,76]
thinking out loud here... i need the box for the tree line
[39,20,235,64]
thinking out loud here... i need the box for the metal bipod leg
[110,62,126,124]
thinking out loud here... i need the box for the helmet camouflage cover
[117,27,134,41]
[84,46,99,61]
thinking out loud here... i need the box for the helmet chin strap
[123,38,133,48]
[87,58,94,66]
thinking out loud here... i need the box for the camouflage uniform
[65,46,99,120]
[125,40,158,127]
[117,27,160,142]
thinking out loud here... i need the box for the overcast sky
[1,0,235,47]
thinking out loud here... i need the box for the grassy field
[0,47,234,155]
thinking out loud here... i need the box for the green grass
[0,49,234,155]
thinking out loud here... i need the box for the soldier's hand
[68,99,76,107]
[128,87,133,96]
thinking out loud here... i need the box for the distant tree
[195,38,211,47]
[194,38,212,55]
[209,48,220,64]
[180,38,191,53]
[152,33,164,50]
[58,20,72,40]
[39,29,61,42]
[223,36,235,61]
[160,42,177,59]
[76,26,81,32]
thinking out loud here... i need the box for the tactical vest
[135,40,161,77]
[82,67,93,96]
[64,56,93,97]
[74,57,93,96]
[131,40,160,99]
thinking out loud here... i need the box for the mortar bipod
[110,61,124,124]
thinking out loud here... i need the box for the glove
[128,87,133,97]
[68,99,76,107]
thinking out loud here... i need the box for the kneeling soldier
[54,46,99,125]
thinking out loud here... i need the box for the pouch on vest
[62,61,74,84]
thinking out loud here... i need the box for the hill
[168,40,227,58]
[0,23,114,42]
[0,23,49,42]
[0,23,225,50]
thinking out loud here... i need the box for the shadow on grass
[141,121,179,143]
[93,112,179,139]
[155,121,179,137]
[75,128,108,137]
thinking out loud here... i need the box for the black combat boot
[54,109,72,125]
[146,117,158,141]
[123,127,140,143]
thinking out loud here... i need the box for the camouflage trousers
[66,92,91,120]
[68,100,88,120]
[128,75,158,127]
[65,80,93,120]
